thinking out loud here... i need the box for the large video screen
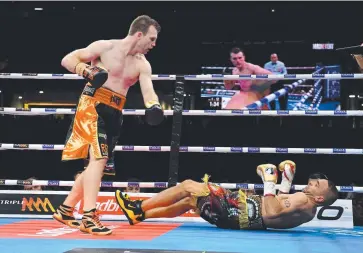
[200,65,341,110]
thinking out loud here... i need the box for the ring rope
[1,180,361,193]
[1,72,363,80]
[1,108,361,116]
[245,79,305,109]
[315,96,323,109]
[202,66,318,70]
[307,87,323,110]
[1,143,362,155]
[292,79,322,110]
[244,68,323,109]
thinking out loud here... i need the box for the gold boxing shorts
[62,84,126,161]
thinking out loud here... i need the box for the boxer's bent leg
[144,197,194,219]
[141,180,208,211]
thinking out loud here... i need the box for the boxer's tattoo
[284,199,291,208]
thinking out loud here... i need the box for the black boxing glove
[75,62,108,89]
[145,101,164,126]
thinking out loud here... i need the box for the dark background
[0,1,363,187]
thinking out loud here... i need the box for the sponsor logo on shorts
[339,186,353,192]
[98,133,107,139]
[111,95,121,106]
[47,180,59,186]
[334,110,347,115]
[248,110,261,115]
[13,144,29,149]
[42,144,54,149]
[276,148,288,153]
[149,146,161,151]
[203,147,215,152]
[122,146,134,151]
[333,148,346,153]
[155,182,167,188]
[100,144,109,156]
[248,147,260,153]
[230,147,242,152]
[101,181,112,188]
[83,85,96,95]
[305,110,318,115]
[179,146,188,152]
[277,110,289,115]
[304,148,317,153]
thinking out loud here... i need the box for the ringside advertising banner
[0,193,65,214]
[0,192,354,228]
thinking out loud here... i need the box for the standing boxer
[53,15,164,236]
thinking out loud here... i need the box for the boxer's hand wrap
[257,164,278,197]
[278,160,296,194]
[75,62,108,89]
[145,101,164,126]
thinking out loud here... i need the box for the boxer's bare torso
[261,192,316,229]
[224,63,273,109]
[91,40,150,96]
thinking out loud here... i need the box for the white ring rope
[314,96,323,110]
[243,68,324,109]
[201,66,317,70]
[307,87,324,110]
[1,143,362,155]
[1,72,363,80]
[1,180,361,193]
[1,108,362,116]
[292,79,322,110]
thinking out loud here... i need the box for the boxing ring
[1,71,363,253]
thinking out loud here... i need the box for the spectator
[23,177,42,191]
[125,178,141,193]
[264,53,287,75]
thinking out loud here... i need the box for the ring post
[167,76,185,188]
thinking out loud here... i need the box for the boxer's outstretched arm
[61,40,113,73]
[263,192,308,219]
[139,60,159,106]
